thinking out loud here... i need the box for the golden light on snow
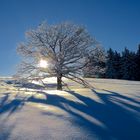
[39,59,48,68]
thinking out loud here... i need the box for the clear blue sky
[0,0,140,76]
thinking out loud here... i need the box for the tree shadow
[0,88,140,140]
[14,82,45,90]
[0,121,15,140]
[13,81,66,90]
[0,93,24,140]
[90,79,140,85]
[27,89,140,140]
[27,91,111,139]
[0,92,26,117]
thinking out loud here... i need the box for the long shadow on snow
[1,89,139,140]
[0,93,24,140]
[27,91,111,139]
[0,117,16,140]
[27,89,140,140]
[14,82,45,90]
[0,92,25,116]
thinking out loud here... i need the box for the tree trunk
[57,74,62,90]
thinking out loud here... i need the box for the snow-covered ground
[0,78,140,140]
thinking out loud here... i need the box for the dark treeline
[84,45,140,81]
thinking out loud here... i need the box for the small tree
[16,22,97,90]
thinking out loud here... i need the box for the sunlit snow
[0,77,140,140]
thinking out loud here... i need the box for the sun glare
[39,59,48,68]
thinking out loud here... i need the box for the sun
[39,59,48,68]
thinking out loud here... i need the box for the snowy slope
[0,78,140,140]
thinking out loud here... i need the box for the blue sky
[0,0,140,76]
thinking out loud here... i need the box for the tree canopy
[16,22,98,90]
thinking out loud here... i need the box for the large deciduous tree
[16,22,97,90]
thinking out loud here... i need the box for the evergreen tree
[136,44,140,80]
[121,47,137,80]
[113,51,122,79]
[85,45,140,81]
[106,48,121,79]
[106,48,115,78]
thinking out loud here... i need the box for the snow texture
[0,78,140,140]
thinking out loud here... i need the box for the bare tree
[16,22,97,90]
[83,46,106,78]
